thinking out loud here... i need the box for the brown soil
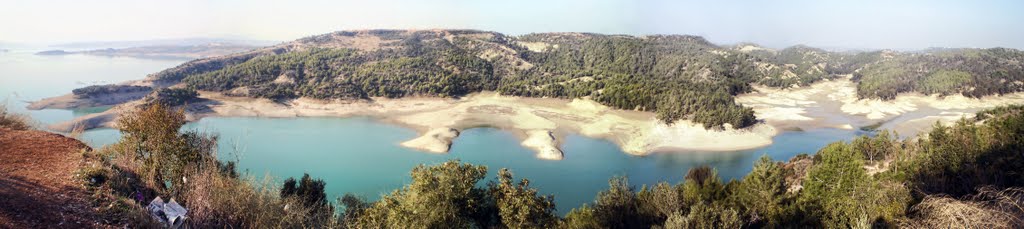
[0,128,110,228]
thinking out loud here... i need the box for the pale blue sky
[1,0,1022,50]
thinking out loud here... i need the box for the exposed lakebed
[0,51,901,213]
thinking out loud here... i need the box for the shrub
[665,201,741,229]
[560,205,601,229]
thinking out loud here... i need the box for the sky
[1,0,1023,50]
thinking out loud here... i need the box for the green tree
[560,205,601,229]
[731,155,786,227]
[349,160,492,228]
[280,173,332,214]
[113,103,217,192]
[591,177,653,228]
[797,142,872,227]
[490,168,558,228]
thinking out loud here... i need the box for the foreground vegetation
[0,103,31,130]
[80,103,1024,228]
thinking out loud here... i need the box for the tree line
[131,30,1024,129]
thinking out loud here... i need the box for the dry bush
[179,165,337,228]
[0,102,32,130]
[902,186,1024,228]
[178,167,333,227]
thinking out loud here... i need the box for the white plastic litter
[147,196,188,228]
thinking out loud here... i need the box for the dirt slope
[0,128,109,228]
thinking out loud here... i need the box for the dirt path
[0,128,109,228]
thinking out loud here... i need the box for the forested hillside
[854,48,1024,99]
[132,29,1024,128]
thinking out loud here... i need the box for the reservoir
[0,51,864,213]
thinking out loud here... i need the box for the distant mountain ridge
[50,38,279,50]
[34,43,261,60]
[121,29,1024,128]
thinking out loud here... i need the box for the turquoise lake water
[0,51,865,213]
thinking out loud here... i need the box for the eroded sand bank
[201,92,778,158]
[43,91,778,159]
[37,77,1024,159]
[736,76,1024,137]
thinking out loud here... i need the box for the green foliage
[797,142,912,227]
[281,173,332,215]
[491,168,559,228]
[681,166,726,206]
[590,177,653,228]
[851,130,899,163]
[112,103,218,192]
[919,70,972,95]
[148,88,199,106]
[855,48,1024,99]
[560,205,601,229]
[664,201,742,229]
[638,182,683,222]
[797,142,871,227]
[349,160,492,228]
[897,105,1024,196]
[72,84,151,98]
[175,32,764,128]
[730,155,786,227]
[89,103,1024,228]
[94,102,332,227]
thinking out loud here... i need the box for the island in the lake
[29,29,1024,159]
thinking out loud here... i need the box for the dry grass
[0,103,32,130]
[179,166,337,228]
[902,186,1024,228]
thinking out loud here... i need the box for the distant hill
[34,50,71,55]
[34,43,261,59]
[50,38,278,50]
[131,29,1024,128]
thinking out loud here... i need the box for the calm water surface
[0,51,865,213]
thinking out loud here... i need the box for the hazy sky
[2,0,1022,50]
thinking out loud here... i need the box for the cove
[1,52,867,214]
[180,116,863,214]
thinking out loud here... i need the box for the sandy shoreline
[35,91,780,159]
[31,77,1024,159]
[197,91,781,158]
[735,76,1024,137]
